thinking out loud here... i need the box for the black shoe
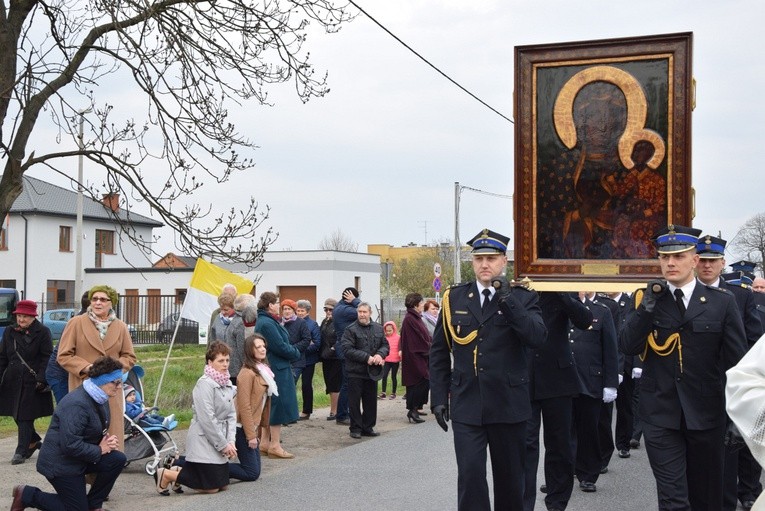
[599,466,608,474]
[629,438,640,449]
[361,430,380,437]
[540,484,548,494]
[24,440,42,459]
[416,409,428,416]
[326,414,336,421]
[11,454,24,465]
[350,431,361,439]
[742,500,755,510]
[407,410,425,424]
[336,417,350,425]
[618,449,631,458]
[579,481,597,492]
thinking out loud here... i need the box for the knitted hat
[281,299,298,312]
[324,298,338,309]
[12,299,38,317]
[123,384,136,399]
[88,285,119,307]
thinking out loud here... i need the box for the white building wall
[0,213,155,300]
[85,251,382,321]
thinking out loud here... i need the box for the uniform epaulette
[590,300,609,309]
[709,285,733,294]
[448,282,471,291]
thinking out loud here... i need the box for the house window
[0,225,7,250]
[175,289,187,305]
[59,226,72,252]
[46,280,75,308]
[95,229,115,267]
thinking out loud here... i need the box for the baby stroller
[123,365,179,475]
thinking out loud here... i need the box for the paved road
[131,421,665,511]
[3,419,760,510]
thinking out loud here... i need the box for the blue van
[0,288,19,337]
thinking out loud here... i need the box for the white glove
[618,374,624,385]
[632,368,643,379]
[603,387,618,403]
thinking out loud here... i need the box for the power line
[347,0,514,124]
[460,185,513,200]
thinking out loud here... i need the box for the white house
[0,176,381,331]
[0,176,162,305]
[88,250,382,325]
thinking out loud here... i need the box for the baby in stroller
[124,385,176,429]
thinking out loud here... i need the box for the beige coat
[57,314,136,449]
[235,366,270,442]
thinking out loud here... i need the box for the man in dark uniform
[697,249,765,511]
[570,292,619,493]
[430,228,547,511]
[598,292,639,459]
[523,292,592,511]
[620,225,748,511]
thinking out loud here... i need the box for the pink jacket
[383,321,401,363]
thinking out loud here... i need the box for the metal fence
[39,294,200,345]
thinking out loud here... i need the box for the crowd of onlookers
[2,282,437,509]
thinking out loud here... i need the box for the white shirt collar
[668,278,697,308]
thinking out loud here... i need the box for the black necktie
[482,288,492,313]
[674,288,686,316]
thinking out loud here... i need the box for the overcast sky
[28,0,765,262]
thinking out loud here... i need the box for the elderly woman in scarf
[11,356,127,511]
[58,284,136,449]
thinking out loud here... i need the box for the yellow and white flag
[180,258,253,326]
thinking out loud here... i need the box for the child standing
[380,321,401,399]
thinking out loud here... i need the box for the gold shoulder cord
[441,288,479,350]
[634,288,684,373]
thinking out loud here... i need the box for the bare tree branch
[318,228,358,252]
[0,0,356,267]
[730,212,765,274]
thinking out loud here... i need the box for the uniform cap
[696,235,726,259]
[467,228,509,255]
[652,225,701,254]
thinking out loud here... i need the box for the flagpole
[152,300,185,408]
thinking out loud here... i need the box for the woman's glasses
[91,297,112,303]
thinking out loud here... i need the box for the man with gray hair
[339,302,388,439]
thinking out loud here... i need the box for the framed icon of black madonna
[514,32,694,288]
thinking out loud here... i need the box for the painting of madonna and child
[514,32,694,281]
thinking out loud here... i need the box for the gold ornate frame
[514,32,693,289]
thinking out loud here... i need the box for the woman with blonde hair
[58,285,135,449]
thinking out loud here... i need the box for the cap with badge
[726,261,758,287]
[730,260,758,273]
[467,228,510,255]
[652,224,702,254]
[696,234,726,259]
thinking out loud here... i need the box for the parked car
[155,312,199,344]
[42,308,77,340]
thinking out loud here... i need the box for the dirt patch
[0,393,418,509]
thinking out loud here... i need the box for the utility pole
[454,182,461,284]
[74,109,90,306]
